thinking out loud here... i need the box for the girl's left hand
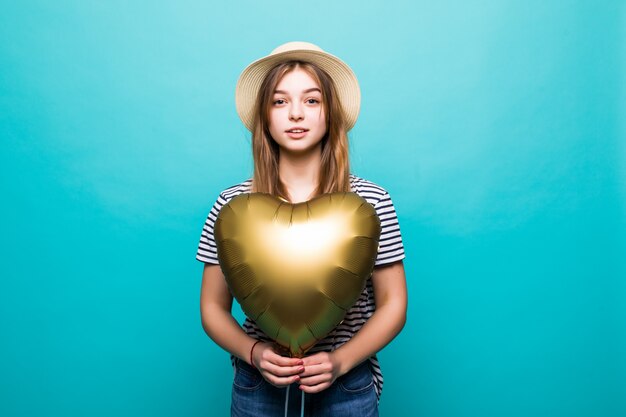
[297,351,343,393]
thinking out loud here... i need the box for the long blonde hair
[250,61,351,200]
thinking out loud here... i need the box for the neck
[278,146,322,203]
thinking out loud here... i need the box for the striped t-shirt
[196,173,406,399]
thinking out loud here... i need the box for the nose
[289,102,303,122]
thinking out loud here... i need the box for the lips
[285,127,309,133]
[285,127,309,139]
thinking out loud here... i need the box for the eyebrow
[273,88,322,94]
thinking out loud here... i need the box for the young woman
[196,41,407,417]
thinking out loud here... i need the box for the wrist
[249,340,262,368]
[330,348,355,378]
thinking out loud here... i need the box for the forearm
[332,300,406,376]
[201,303,258,364]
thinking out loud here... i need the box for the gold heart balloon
[214,192,381,357]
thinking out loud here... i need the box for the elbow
[396,307,407,335]
[200,302,219,338]
[379,297,406,336]
[200,307,211,336]
[394,297,408,335]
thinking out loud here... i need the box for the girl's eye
[273,99,286,105]
[306,98,320,104]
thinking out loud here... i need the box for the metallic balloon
[214,192,381,357]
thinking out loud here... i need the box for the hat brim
[235,49,361,132]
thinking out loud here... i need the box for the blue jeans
[231,357,379,417]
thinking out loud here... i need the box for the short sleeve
[373,191,406,266]
[196,193,227,265]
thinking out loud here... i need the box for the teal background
[1,1,624,416]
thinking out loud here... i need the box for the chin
[281,145,319,155]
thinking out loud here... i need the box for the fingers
[297,351,338,393]
[265,349,304,367]
[299,381,332,394]
[253,343,305,387]
[301,351,330,367]
[298,363,331,378]
[262,371,301,387]
[263,362,305,378]
[253,343,303,368]
[298,372,330,387]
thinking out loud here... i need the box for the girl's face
[268,68,327,156]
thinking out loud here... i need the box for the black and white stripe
[196,174,406,400]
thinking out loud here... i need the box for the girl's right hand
[251,342,305,387]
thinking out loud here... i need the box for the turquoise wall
[1,1,624,416]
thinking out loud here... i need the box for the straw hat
[235,41,361,132]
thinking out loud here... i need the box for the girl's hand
[251,342,305,387]
[297,351,343,393]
